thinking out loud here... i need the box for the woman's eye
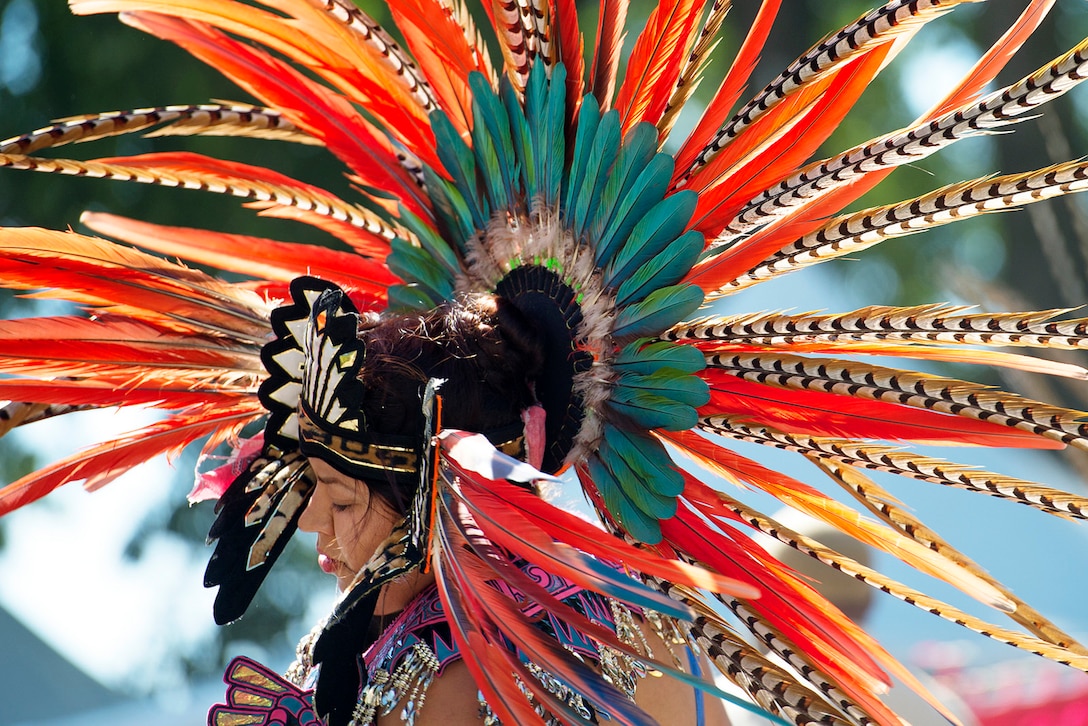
[331,502,353,512]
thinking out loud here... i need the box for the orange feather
[120,12,433,217]
[922,0,1055,119]
[73,0,437,164]
[613,0,703,133]
[673,0,782,179]
[80,212,397,295]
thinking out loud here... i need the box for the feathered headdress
[2,0,1088,724]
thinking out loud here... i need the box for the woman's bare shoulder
[376,660,484,726]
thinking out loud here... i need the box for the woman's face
[298,458,401,592]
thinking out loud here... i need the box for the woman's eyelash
[331,502,353,512]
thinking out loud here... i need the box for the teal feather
[573,550,689,619]
[614,339,705,375]
[602,424,684,497]
[604,190,698,287]
[396,204,462,278]
[616,368,709,409]
[507,69,538,203]
[469,72,517,213]
[421,167,475,250]
[561,95,600,216]
[612,284,704,338]
[593,154,674,267]
[386,283,439,312]
[570,109,621,239]
[431,109,488,229]
[598,437,678,521]
[615,230,703,306]
[607,385,699,431]
[538,63,566,210]
[587,122,658,247]
[587,454,662,544]
[388,237,454,303]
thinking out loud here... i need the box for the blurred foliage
[2,0,1088,688]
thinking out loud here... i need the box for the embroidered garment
[213,558,637,726]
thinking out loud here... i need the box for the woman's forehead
[309,458,361,490]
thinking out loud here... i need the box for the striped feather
[678,0,968,184]
[589,0,629,110]
[0,151,395,240]
[726,39,1088,238]
[720,162,1088,293]
[657,0,732,139]
[706,351,1088,450]
[673,305,1088,352]
[0,104,315,155]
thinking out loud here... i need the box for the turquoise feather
[604,190,697,287]
[421,167,475,249]
[598,437,678,520]
[615,229,703,305]
[573,550,690,619]
[561,95,600,216]
[570,109,621,239]
[601,424,685,498]
[616,368,709,409]
[612,284,704,338]
[593,154,674,267]
[587,122,658,247]
[388,237,455,303]
[469,72,518,213]
[607,386,699,431]
[538,64,566,210]
[396,205,462,278]
[587,454,662,544]
[431,109,488,229]
[386,283,439,312]
[502,74,536,204]
[614,339,706,375]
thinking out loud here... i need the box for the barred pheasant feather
[2,0,1088,724]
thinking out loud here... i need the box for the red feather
[81,212,397,296]
[120,12,433,218]
[700,369,1063,448]
[688,48,891,234]
[0,378,250,410]
[589,0,630,110]
[0,401,261,515]
[0,227,269,339]
[0,316,259,371]
[613,0,703,132]
[430,518,550,726]
[549,0,586,123]
[389,0,489,134]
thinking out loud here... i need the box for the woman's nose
[298,483,330,534]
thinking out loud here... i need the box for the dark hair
[353,294,544,512]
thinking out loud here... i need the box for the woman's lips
[318,552,339,574]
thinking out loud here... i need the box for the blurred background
[1,0,1088,723]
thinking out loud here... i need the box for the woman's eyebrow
[323,476,360,494]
